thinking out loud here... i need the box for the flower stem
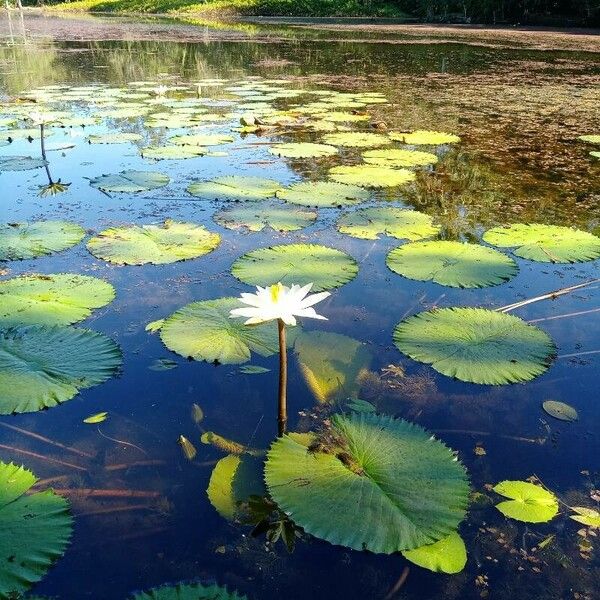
[277,318,287,437]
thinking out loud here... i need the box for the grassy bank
[47,0,408,18]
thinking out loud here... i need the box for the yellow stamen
[270,282,283,303]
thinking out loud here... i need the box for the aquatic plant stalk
[0,442,87,471]
[278,318,287,436]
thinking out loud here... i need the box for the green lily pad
[294,330,371,404]
[0,273,115,326]
[390,130,460,145]
[141,145,206,160]
[89,170,169,193]
[542,400,578,422]
[338,207,439,240]
[277,181,369,207]
[87,133,143,144]
[168,133,234,146]
[0,325,122,414]
[231,243,358,291]
[0,156,48,171]
[329,165,415,188]
[393,308,556,385]
[322,132,391,148]
[188,176,283,201]
[207,454,265,520]
[159,297,279,365]
[0,462,73,597]
[482,223,600,263]
[362,148,438,168]
[214,202,316,232]
[268,142,338,158]
[402,532,467,574]
[265,413,469,553]
[0,221,85,261]
[386,240,518,288]
[130,582,247,600]
[591,151,600,159]
[578,134,600,144]
[570,506,600,528]
[493,480,559,523]
[87,220,220,266]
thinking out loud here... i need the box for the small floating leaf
[265,413,469,553]
[570,506,600,528]
[482,223,600,263]
[145,319,164,333]
[83,411,108,424]
[231,243,358,291]
[188,175,283,201]
[268,142,338,158]
[338,207,439,240]
[89,170,169,193]
[329,165,415,188]
[402,532,467,574]
[178,435,197,460]
[239,365,270,374]
[542,400,578,422]
[393,308,556,385]
[87,220,220,265]
[191,403,204,423]
[0,325,122,415]
[160,297,278,365]
[390,130,460,145]
[149,358,178,371]
[493,480,559,523]
[0,462,73,597]
[277,181,369,207]
[386,240,518,288]
[201,431,261,456]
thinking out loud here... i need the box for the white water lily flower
[153,85,169,96]
[230,282,330,326]
[28,111,55,126]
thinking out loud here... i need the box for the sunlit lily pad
[362,148,438,168]
[265,413,469,553]
[130,582,247,600]
[329,165,415,188]
[0,156,48,171]
[87,220,220,266]
[386,240,518,288]
[542,400,578,422]
[493,480,558,523]
[390,130,460,145]
[141,145,206,160]
[207,454,265,520]
[168,133,234,146]
[402,532,467,574]
[570,506,600,528]
[0,462,73,597]
[338,207,439,240]
[393,308,556,385]
[0,325,122,414]
[0,221,85,261]
[482,223,600,263]
[188,176,283,201]
[214,203,316,232]
[578,134,600,144]
[294,331,371,404]
[159,297,278,365]
[89,170,169,193]
[277,181,369,207]
[0,273,115,326]
[322,131,391,148]
[231,243,358,291]
[87,133,143,144]
[268,142,338,158]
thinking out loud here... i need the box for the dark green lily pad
[130,582,247,600]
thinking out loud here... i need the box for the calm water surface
[0,14,599,600]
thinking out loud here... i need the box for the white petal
[299,291,331,308]
[295,307,328,320]
[230,307,261,318]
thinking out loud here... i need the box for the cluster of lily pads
[1,75,600,596]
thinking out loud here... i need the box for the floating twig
[104,459,166,472]
[0,422,93,458]
[528,307,600,323]
[557,349,600,359]
[53,488,161,499]
[77,504,154,517]
[0,443,87,471]
[496,279,600,313]
[96,426,148,456]
[433,429,543,444]
[383,566,410,600]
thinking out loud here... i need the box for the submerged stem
[278,318,287,437]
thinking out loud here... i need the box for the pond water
[0,13,599,600]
